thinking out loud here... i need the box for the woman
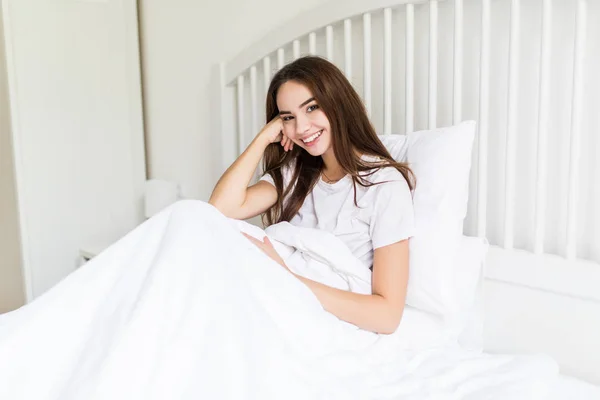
[209,56,415,335]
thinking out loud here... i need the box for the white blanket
[232,219,372,294]
[0,200,558,399]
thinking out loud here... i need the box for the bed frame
[216,0,600,384]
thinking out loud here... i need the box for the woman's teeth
[302,130,323,143]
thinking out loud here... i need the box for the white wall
[139,0,328,201]
[3,0,146,299]
[0,4,24,313]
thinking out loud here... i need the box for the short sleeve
[369,176,415,249]
[259,172,275,187]
[259,164,294,191]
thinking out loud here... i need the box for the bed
[0,0,598,398]
[216,0,600,395]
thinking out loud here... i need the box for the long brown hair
[262,56,414,226]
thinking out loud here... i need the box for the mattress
[397,307,600,399]
[548,375,600,400]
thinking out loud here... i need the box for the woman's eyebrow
[279,97,316,115]
[299,97,315,107]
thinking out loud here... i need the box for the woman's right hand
[258,117,294,152]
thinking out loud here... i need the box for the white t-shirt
[260,159,415,269]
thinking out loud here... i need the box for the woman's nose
[295,115,311,135]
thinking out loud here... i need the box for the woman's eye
[282,116,293,122]
[307,104,319,113]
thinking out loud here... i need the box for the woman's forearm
[295,275,404,334]
[209,135,270,214]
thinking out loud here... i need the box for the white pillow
[378,121,477,320]
[452,235,489,350]
[403,235,488,347]
[379,120,475,225]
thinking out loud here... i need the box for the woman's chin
[303,141,330,157]
[305,147,328,157]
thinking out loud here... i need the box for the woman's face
[276,81,332,157]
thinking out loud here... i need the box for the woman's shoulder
[360,156,409,186]
[371,165,406,183]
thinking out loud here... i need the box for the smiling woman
[209,56,416,335]
[260,56,414,226]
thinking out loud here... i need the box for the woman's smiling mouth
[301,130,323,146]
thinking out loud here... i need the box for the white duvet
[0,200,558,399]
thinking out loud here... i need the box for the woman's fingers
[243,232,273,248]
[281,136,294,152]
[242,232,263,248]
[264,237,275,248]
[279,136,285,151]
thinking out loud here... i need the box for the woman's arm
[209,117,288,220]
[296,240,409,334]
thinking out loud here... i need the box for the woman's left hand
[242,233,289,270]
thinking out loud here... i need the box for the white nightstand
[79,241,113,264]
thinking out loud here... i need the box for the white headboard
[217,0,600,381]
